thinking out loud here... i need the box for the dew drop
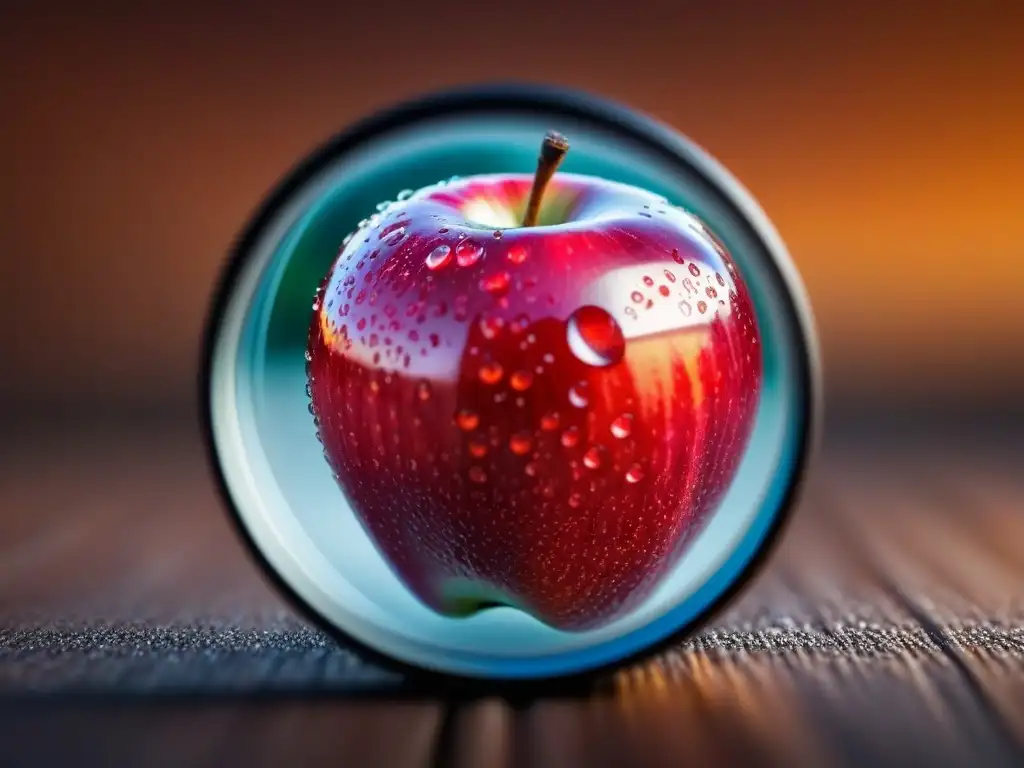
[679,300,693,317]
[625,464,645,483]
[688,263,701,277]
[507,244,528,265]
[697,300,708,314]
[416,380,432,401]
[478,361,504,385]
[479,316,504,339]
[540,411,560,431]
[630,291,644,304]
[706,285,718,299]
[664,269,676,283]
[385,227,406,246]
[566,305,626,368]
[469,466,488,484]
[610,414,634,439]
[456,410,479,431]
[561,426,580,448]
[480,271,511,297]
[672,248,685,265]
[568,492,583,509]
[583,446,603,470]
[525,461,540,477]
[396,189,414,201]
[624,306,638,320]
[509,432,533,455]
[510,370,534,391]
[492,229,504,239]
[659,285,670,297]
[468,438,488,458]
[716,272,726,287]
[642,275,654,287]
[568,382,589,408]
[455,241,484,267]
[425,244,452,270]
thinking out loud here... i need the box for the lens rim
[198,82,822,694]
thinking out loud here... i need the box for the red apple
[306,133,762,632]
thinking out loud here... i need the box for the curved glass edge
[207,93,818,680]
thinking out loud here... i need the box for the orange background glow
[3,2,1022,413]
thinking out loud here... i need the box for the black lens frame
[198,82,821,697]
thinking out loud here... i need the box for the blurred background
[3,0,1022,434]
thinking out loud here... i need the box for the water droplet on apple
[469,466,488,484]
[688,263,701,277]
[455,409,479,431]
[659,285,670,297]
[425,244,452,270]
[525,461,540,477]
[510,370,534,391]
[624,306,638,320]
[416,381,432,401]
[583,446,603,469]
[561,426,580,448]
[509,432,533,455]
[507,244,528,265]
[568,492,583,509]
[610,414,634,439]
[672,248,685,264]
[630,291,644,304]
[664,269,676,283]
[568,383,589,408]
[455,241,484,267]
[480,271,511,297]
[469,437,488,458]
[625,464,645,483]
[479,316,504,339]
[566,305,626,368]
[396,189,414,201]
[478,361,504,385]
[540,411,560,431]
[492,229,503,239]
[376,201,391,212]
[716,272,726,287]
[384,227,406,246]
[706,286,718,299]
[697,300,708,314]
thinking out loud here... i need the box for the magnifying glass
[200,83,821,690]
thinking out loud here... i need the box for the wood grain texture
[1,424,1023,767]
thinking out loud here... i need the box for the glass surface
[208,103,811,680]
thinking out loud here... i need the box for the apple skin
[306,172,762,632]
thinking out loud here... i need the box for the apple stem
[521,131,570,227]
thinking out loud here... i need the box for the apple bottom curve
[306,171,762,633]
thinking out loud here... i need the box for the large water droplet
[568,382,590,409]
[583,446,603,469]
[509,432,533,455]
[566,306,626,368]
[510,370,534,391]
[610,414,634,439]
[625,464,645,483]
[561,427,580,448]
[478,361,504,385]
[384,227,406,246]
[456,241,484,267]
[507,244,528,265]
[480,271,511,297]
[426,244,452,270]
[456,410,479,431]
[540,411,560,431]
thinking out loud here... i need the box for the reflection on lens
[206,87,815,682]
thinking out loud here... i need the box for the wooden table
[2,421,1023,767]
